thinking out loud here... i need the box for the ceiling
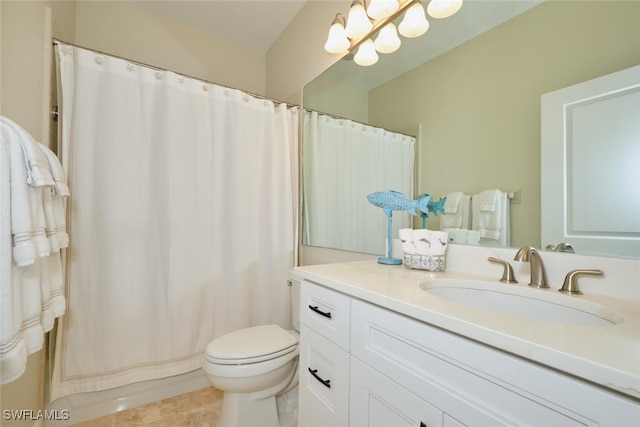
[123,0,309,53]
[123,1,544,90]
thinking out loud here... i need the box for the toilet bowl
[203,278,301,427]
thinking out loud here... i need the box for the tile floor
[70,386,223,426]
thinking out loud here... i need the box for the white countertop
[293,259,640,400]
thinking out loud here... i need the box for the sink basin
[420,279,623,326]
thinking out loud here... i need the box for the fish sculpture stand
[416,194,447,229]
[367,190,433,265]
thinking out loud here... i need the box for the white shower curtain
[51,43,298,399]
[303,111,415,254]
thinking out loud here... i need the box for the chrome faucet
[514,246,549,289]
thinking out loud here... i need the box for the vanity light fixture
[324,0,463,66]
[367,0,400,20]
[344,0,374,39]
[354,39,379,66]
[427,0,463,19]
[398,2,429,38]
[374,22,402,53]
[324,14,351,53]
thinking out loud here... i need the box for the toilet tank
[288,274,301,332]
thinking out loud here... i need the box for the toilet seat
[205,324,297,365]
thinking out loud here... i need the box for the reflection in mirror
[302,0,640,259]
[302,110,415,255]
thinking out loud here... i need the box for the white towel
[446,228,468,244]
[443,192,464,213]
[0,132,26,384]
[440,194,471,230]
[13,262,47,353]
[38,144,69,249]
[53,198,69,249]
[443,228,481,245]
[0,119,68,384]
[429,231,448,256]
[471,190,510,247]
[8,133,49,265]
[39,143,70,196]
[0,117,54,188]
[42,188,61,253]
[398,228,413,243]
[38,254,67,332]
[477,189,499,212]
[38,145,70,247]
[401,242,417,255]
[40,153,69,252]
[398,228,416,254]
[466,230,480,245]
[2,123,71,267]
[413,229,431,255]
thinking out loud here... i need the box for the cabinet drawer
[300,280,350,350]
[299,324,350,426]
[350,356,444,427]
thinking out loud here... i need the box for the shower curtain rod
[52,38,298,109]
[303,108,416,139]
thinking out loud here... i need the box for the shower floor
[70,386,223,426]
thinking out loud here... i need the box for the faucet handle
[488,257,518,283]
[559,269,604,295]
[545,243,575,253]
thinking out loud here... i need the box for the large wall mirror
[302,0,640,259]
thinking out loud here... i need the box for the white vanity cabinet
[299,279,640,427]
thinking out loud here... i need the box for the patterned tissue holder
[402,253,446,271]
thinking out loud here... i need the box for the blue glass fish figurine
[367,190,432,218]
[416,194,447,228]
[367,190,432,265]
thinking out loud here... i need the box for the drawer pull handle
[308,368,331,388]
[308,305,332,319]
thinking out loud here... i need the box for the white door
[541,65,640,258]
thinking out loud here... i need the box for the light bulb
[427,0,463,19]
[345,0,373,39]
[374,23,401,54]
[398,2,429,38]
[354,39,379,66]
[367,0,399,20]
[324,14,350,54]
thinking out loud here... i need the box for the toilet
[203,278,301,427]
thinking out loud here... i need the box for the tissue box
[402,253,445,271]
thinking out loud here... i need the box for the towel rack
[435,190,521,204]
